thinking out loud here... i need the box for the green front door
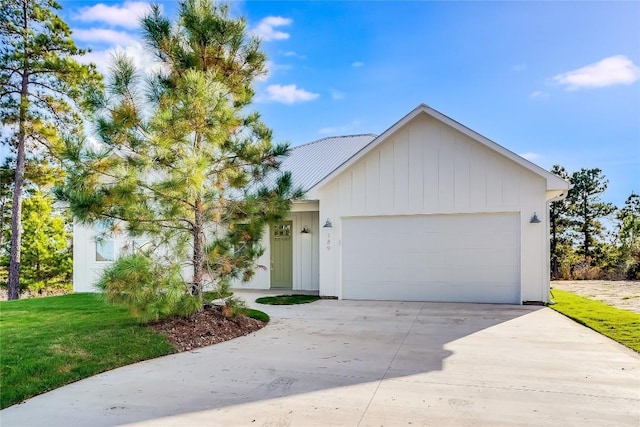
[270,221,293,289]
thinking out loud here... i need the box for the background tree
[0,160,14,252]
[0,157,66,288]
[0,0,101,299]
[616,193,640,279]
[566,168,615,269]
[549,165,571,279]
[60,0,301,320]
[547,165,639,280]
[3,190,72,293]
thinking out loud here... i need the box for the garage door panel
[342,213,520,303]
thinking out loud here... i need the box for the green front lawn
[255,294,320,305]
[0,294,175,409]
[550,289,640,352]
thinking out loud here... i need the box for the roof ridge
[291,133,377,150]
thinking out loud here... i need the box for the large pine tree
[0,0,100,299]
[60,0,300,318]
[567,168,615,263]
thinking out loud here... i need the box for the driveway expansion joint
[356,302,426,426]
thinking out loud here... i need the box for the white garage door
[342,213,520,303]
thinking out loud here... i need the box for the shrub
[572,262,604,280]
[222,295,247,318]
[96,253,200,323]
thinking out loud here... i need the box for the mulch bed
[147,305,266,352]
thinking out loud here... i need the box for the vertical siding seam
[407,128,411,210]
[501,161,505,207]
[377,150,381,214]
[467,141,471,209]
[452,135,457,208]
[437,126,441,205]
[350,171,354,212]
[484,150,488,208]
[420,125,429,212]
[364,157,369,212]
[392,138,396,210]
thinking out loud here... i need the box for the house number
[326,233,331,250]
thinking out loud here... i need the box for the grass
[243,308,270,323]
[550,289,640,352]
[255,294,320,305]
[0,294,175,409]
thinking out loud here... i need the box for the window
[95,224,115,262]
[273,223,291,240]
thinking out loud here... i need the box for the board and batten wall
[73,209,320,293]
[317,114,549,302]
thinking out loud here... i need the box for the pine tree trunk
[583,198,589,262]
[0,198,6,250]
[191,196,204,297]
[8,3,29,300]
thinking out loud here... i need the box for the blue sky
[54,0,640,207]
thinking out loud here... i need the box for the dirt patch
[148,305,266,352]
[551,280,640,314]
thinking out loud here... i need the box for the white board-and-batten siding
[74,210,321,294]
[330,114,540,216]
[318,114,549,302]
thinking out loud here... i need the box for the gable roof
[283,134,376,192]
[308,104,570,195]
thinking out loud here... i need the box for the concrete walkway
[2,292,639,426]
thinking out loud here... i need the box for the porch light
[530,212,541,224]
[301,226,311,234]
[323,218,333,228]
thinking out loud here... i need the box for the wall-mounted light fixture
[530,212,541,224]
[301,226,311,234]
[323,218,333,228]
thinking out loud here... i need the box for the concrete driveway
[2,292,639,426]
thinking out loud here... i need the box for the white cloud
[263,84,319,104]
[319,120,361,135]
[519,152,541,161]
[352,61,364,68]
[553,55,640,90]
[330,89,345,100]
[252,16,292,41]
[281,51,305,59]
[72,28,137,46]
[530,90,550,100]
[75,1,151,29]
[255,61,293,82]
[78,41,162,76]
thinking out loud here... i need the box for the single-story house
[73,104,570,304]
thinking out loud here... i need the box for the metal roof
[281,134,377,192]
